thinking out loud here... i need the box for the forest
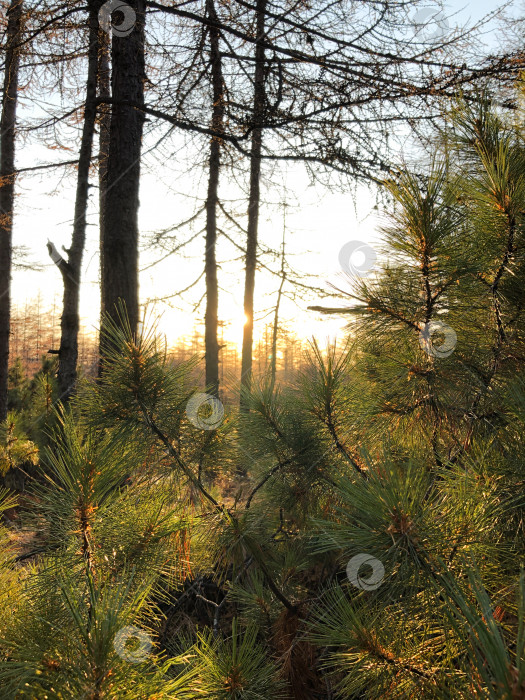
[0,0,525,698]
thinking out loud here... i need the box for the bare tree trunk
[240,0,266,409]
[47,3,99,400]
[270,223,286,389]
[0,0,23,422]
[98,24,111,313]
[101,0,145,341]
[204,0,224,397]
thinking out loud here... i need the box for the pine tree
[0,91,524,698]
[305,90,525,697]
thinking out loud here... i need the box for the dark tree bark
[240,0,266,409]
[204,0,224,397]
[98,23,111,314]
[47,2,99,400]
[101,0,145,341]
[0,0,23,422]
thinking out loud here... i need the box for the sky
[9,0,521,351]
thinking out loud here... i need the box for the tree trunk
[0,0,23,422]
[204,0,224,397]
[98,23,111,322]
[100,0,145,341]
[270,224,286,389]
[49,3,99,400]
[240,0,266,409]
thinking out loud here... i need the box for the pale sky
[10,0,520,349]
